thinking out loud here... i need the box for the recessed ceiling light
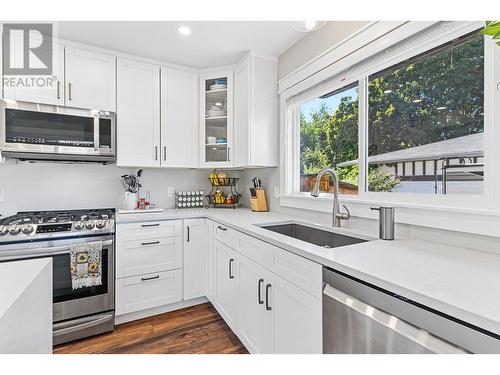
[413,99,422,103]
[178,26,191,35]
[384,89,393,94]
[291,21,327,33]
[437,106,447,110]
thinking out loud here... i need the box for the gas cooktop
[0,208,115,243]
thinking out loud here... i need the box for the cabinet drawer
[271,245,322,299]
[117,220,182,242]
[116,236,182,278]
[239,232,322,299]
[215,223,239,249]
[115,269,182,316]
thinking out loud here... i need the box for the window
[298,83,359,194]
[368,33,484,195]
[286,26,490,202]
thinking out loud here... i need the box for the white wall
[0,159,216,217]
[278,21,369,80]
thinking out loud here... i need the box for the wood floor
[54,302,248,354]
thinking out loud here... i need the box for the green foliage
[481,21,500,46]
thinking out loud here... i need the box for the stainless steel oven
[0,99,116,163]
[0,234,115,345]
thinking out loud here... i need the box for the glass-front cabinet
[200,71,233,167]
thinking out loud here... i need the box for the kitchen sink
[260,223,368,248]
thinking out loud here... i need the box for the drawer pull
[141,240,160,246]
[141,275,160,282]
[258,278,264,304]
[142,223,160,227]
[265,283,272,311]
[229,258,234,279]
[217,225,227,231]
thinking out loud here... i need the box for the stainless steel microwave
[0,100,116,163]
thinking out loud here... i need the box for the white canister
[124,191,138,210]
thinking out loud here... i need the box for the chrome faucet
[311,168,350,227]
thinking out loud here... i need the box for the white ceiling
[55,21,306,68]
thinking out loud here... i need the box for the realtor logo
[2,23,53,75]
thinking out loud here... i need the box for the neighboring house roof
[337,132,483,167]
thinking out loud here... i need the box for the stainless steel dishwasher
[323,267,500,354]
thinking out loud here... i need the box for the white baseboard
[115,296,209,325]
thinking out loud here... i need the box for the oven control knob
[95,220,106,229]
[0,226,7,236]
[74,221,84,230]
[21,224,34,234]
[85,221,95,230]
[8,225,21,235]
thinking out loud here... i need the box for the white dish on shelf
[209,84,227,90]
[207,136,217,144]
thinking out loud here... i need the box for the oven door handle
[53,312,114,338]
[0,239,113,260]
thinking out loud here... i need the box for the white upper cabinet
[3,34,65,106]
[65,46,116,111]
[234,52,278,167]
[161,67,198,167]
[116,58,160,167]
[199,71,234,168]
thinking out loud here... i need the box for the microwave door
[0,100,116,162]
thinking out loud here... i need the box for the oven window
[52,248,109,303]
[5,108,95,148]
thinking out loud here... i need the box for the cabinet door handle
[187,226,190,242]
[258,278,264,304]
[57,80,61,99]
[68,82,72,101]
[217,225,227,231]
[229,258,234,279]
[155,146,158,161]
[265,283,272,311]
[227,146,230,162]
[141,223,160,227]
[141,240,160,246]
[141,275,160,282]
[163,146,167,161]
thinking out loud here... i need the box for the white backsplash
[0,159,215,217]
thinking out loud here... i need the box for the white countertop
[0,258,52,319]
[117,208,500,337]
[0,258,53,353]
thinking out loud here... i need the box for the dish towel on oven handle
[70,240,103,290]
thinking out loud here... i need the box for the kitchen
[1,1,500,373]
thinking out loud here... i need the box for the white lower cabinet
[116,269,182,315]
[214,241,239,329]
[116,219,184,317]
[116,218,322,354]
[183,219,207,300]
[211,220,322,354]
[237,255,273,353]
[271,274,322,353]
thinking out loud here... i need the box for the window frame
[280,21,499,221]
[293,78,361,194]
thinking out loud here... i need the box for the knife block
[250,189,268,212]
